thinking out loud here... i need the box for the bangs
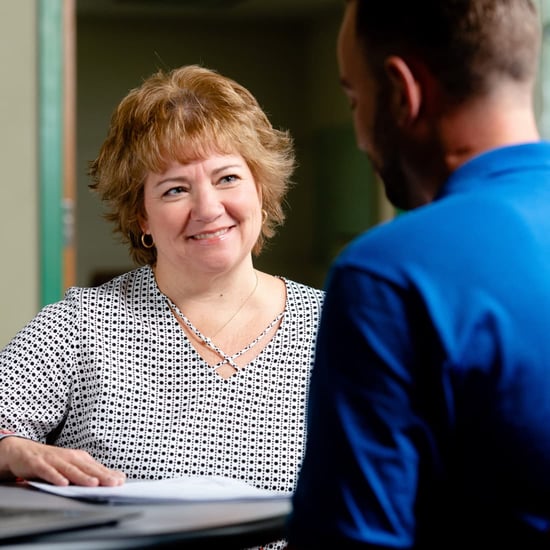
[132,103,249,176]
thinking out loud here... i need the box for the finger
[25,461,71,486]
[1,439,71,486]
[3,438,126,487]
[34,459,124,487]
[56,450,126,486]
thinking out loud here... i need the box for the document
[28,475,289,504]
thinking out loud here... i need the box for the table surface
[0,482,292,549]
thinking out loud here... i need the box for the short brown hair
[352,0,541,101]
[88,64,296,266]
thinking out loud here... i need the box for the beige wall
[0,0,39,348]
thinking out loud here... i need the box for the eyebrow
[155,175,187,186]
[212,163,243,174]
[155,163,244,186]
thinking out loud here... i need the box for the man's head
[338,0,541,210]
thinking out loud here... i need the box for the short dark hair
[353,0,541,100]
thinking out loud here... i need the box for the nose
[190,185,224,223]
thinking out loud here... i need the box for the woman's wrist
[0,429,17,442]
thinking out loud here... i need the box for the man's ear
[384,55,422,126]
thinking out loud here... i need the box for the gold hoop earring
[141,233,155,249]
[262,209,268,225]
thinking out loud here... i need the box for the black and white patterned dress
[1,266,324,546]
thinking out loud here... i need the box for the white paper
[28,475,288,504]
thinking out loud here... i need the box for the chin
[380,172,408,211]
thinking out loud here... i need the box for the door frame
[38,0,75,306]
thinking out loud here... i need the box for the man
[286,0,550,548]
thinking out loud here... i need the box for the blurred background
[75,0,386,291]
[0,0,548,347]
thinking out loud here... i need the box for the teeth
[193,228,228,240]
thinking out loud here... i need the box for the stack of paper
[29,475,289,504]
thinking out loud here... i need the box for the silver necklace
[165,275,285,371]
[210,271,259,339]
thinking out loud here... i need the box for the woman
[0,65,324,518]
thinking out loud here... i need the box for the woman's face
[140,152,262,276]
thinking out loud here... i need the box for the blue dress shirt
[288,142,550,549]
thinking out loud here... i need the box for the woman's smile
[190,227,231,240]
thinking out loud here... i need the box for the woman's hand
[0,437,126,486]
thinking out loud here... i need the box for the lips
[191,227,230,240]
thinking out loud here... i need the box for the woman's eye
[164,186,186,197]
[219,174,238,185]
